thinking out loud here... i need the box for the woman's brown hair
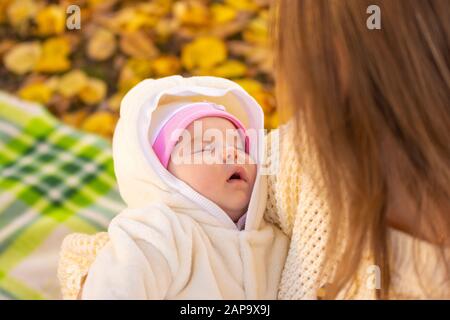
[272,0,449,299]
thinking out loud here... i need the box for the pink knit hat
[150,102,249,168]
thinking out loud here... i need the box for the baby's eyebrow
[191,132,214,143]
[178,135,205,150]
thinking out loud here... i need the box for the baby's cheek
[248,164,257,185]
[191,166,219,190]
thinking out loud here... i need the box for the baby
[58,76,288,299]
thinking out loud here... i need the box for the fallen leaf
[211,59,247,78]
[243,10,269,45]
[181,36,227,70]
[18,82,53,104]
[118,58,153,91]
[79,77,107,105]
[87,28,117,61]
[211,3,237,24]
[225,0,259,12]
[6,0,37,28]
[81,111,117,138]
[62,110,89,128]
[173,1,210,27]
[119,30,159,59]
[264,112,279,130]
[57,70,89,97]
[0,0,12,23]
[34,36,71,73]
[235,78,274,113]
[152,55,181,77]
[107,92,125,112]
[36,5,66,36]
[3,42,41,75]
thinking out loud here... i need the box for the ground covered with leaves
[0,0,278,138]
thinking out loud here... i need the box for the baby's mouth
[227,166,247,183]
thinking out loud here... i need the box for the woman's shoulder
[264,121,329,235]
[264,122,300,236]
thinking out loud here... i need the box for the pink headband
[152,103,249,168]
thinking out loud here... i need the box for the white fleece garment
[82,76,289,300]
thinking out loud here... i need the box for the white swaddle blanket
[81,75,289,299]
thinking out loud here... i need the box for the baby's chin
[221,200,250,222]
[226,209,247,223]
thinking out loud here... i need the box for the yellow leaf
[154,18,177,42]
[36,5,65,36]
[254,91,275,114]
[34,37,71,73]
[118,58,152,92]
[243,11,269,45]
[107,7,135,32]
[235,78,274,113]
[190,67,213,76]
[120,31,159,59]
[57,70,88,97]
[62,110,88,128]
[211,60,247,78]
[0,39,15,57]
[6,0,37,28]
[225,0,259,12]
[173,1,210,27]
[152,55,181,77]
[181,36,227,70]
[3,42,41,75]
[126,12,158,31]
[137,1,172,17]
[87,0,117,9]
[78,78,107,105]
[264,112,279,130]
[211,4,237,24]
[0,0,13,23]
[235,78,263,93]
[118,71,141,93]
[110,7,158,33]
[18,82,53,105]
[126,58,153,78]
[45,36,71,55]
[87,28,117,61]
[81,111,117,138]
[44,76,60,91]
[107,92,125,112]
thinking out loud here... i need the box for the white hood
[112,75,267,231]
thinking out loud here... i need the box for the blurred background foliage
[0,0,278,138]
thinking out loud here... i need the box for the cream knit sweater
[58,121,449,300]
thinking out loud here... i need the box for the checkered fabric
[0,92,124,299]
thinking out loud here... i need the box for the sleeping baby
[57,75,288,299]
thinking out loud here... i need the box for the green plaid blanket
[0,92,124,299]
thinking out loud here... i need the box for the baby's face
[167,117,257,222]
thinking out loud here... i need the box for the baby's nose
[223,145,237,163]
